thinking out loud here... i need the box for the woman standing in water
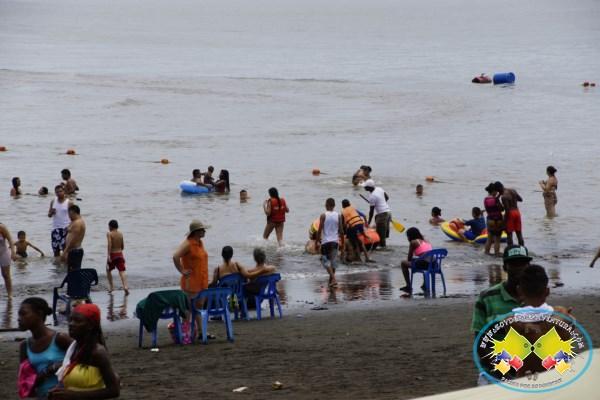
[18,297,72,399]
[0,222,16,296]
[263,187,289,246]
[539,166,558,218]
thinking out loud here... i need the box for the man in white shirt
[363,179,391,249]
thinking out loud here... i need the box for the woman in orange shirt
[173,219,209,302]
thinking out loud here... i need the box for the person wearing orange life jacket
[263,187,289,246]
[341,199,374,263]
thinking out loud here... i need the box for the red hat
[73,303,101,326]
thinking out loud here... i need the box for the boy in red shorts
[106,219,129,295]
[495,182,525,247]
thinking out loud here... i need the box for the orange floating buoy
[312,168,321,176]
[425,176,435,182]
[0,146,6,152]
[66,149,76,155]
[160,158,169,164]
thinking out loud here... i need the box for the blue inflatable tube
[493,72,516,85]
[179,180,212,194]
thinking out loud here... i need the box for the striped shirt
[471,282,520,333]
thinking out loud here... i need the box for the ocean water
[1,0,599,327]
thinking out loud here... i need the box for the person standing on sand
[62,205,85,271]
[61,169,79,195]
[172,220,209,327]
[48,185,71,258]
[18,297,72,399]
[10,177,22,197]
[496,181,524,247]
[263,187,289,246]
[471,245,532,334]
[106,220,129,295]
[0,222,16,296]
[363,179,391,249]
[51,304,120,398]
[539,166,558,218]
[316,198,344,288]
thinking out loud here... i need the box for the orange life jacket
[342,206,364,229]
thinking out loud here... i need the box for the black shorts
[346,224,365,248]
[68,248,84,271]
[320,242,338,256]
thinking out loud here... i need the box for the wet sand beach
[1,293,598,400]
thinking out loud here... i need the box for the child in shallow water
[15,231,44,258]
[429,207,445,225]
[458,207,486,241]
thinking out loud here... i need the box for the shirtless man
[495,181,524,246]
[203,166,215,187]
[61,169,79,195]
[106,220,129,295]
[62,204,86,271]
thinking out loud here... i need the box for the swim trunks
[320,242,339,270]
[107,252,126,272]
[16,250,27,258]
[505,209,522,233]
[486,218,504,235]
[464,231,477,241]
[51,228,67,254]
[67,248,84,271]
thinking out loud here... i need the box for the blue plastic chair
[52,268,98,325]
[190,288,234,344]
[409,249,448,297]
[218,273,249,320]
[252,273,283,320]
[137,307,184,348]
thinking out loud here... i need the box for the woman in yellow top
[49,303,119,399]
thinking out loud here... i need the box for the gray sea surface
[1,0,599,327]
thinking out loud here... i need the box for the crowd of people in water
[2,160,596,398]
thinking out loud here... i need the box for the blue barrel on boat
[493,72,516,85]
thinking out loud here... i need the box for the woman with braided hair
[49,304,119,399]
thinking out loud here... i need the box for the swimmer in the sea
[15,231,44,258]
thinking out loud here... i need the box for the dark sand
[1,294,599,400]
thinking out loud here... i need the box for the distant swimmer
[48,185,72,257]
[240,189,249,203]
[38,186,49,196]
[203,165,215,187]
[429,207,445,226]
[352,165,372,186]
[539,166,558,218]
[61,169,79,195]
[416,184,423,197]
[15,231,44,258]
[106,219,129,295]
[214,169,230,193]
[472,73,491,84]
[62,204,86,271]
[10,177,22,197]
[496,181,524,247]
[263,187,289,246]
